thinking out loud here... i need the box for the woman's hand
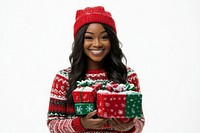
[80,110,108,130]
[109,118,137,132]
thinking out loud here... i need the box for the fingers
[113,118,122,125]
[86,110,108,123]
[89,118,108,129]
[86,110,97,119]
[110,118,123,126]
[109,118,135,132]
[81,111,109,130]
[132,118,143,133]
[109,118,123,131]
[112,119,125,130]
[133,118,137,124]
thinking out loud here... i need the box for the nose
[93,38,102,47]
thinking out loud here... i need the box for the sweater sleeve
[47,69,86,133]
[126,67,145,133]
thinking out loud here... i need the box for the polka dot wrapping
[97,90,142,118]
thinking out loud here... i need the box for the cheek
[83,42,89,51]
[83,47,88,55]
[106,43,111,53]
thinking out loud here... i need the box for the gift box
[72,83,102,103]
[97,90,142,118]
[74,103,95,115]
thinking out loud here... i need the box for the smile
[90,49,104,55]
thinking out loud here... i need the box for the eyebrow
[85,31,107,34]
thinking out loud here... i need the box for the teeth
[91,50,103,54]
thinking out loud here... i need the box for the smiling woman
[83,23,111,69]
[47,6,145,133]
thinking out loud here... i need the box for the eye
[84,36,93,40]
[101,35,109,40]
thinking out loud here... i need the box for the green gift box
[125,91,142,118]
[74,103,95,115]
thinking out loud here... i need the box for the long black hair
[67,23,127,105]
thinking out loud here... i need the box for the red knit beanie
[74,6,116,38]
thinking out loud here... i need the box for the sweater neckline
[86,69,105,74]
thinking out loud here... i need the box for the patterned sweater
[47,67,145,133]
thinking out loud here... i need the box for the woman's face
[83,23,111,64]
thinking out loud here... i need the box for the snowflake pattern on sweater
[47,67,145,133]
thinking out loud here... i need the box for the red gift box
[72,83,102,103]
[96,90,142,118]
[97,90,125,118]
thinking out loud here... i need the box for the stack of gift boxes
[72,80,102,115]
[72,80,143,120]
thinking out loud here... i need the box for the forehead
[86,23,106,33]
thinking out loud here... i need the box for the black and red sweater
[47,67,145,133]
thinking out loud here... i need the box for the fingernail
[133,118,137,123]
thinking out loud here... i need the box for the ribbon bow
[105,82,135,92]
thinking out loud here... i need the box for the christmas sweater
[47,67,145,133]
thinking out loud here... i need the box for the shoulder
[50,68,71,100]
[126,66,137,76]
[56,67,71,78]
[52,67,71,83]
[126,66,140,91]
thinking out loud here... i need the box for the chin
[90,58,104,62]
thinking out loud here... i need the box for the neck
[87,60,104,70]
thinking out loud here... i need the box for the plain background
[0,0,200,132]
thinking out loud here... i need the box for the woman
[47,6,145,133]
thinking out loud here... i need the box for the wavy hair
[67,23,127,105]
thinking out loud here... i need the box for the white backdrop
[0,0,200,133]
